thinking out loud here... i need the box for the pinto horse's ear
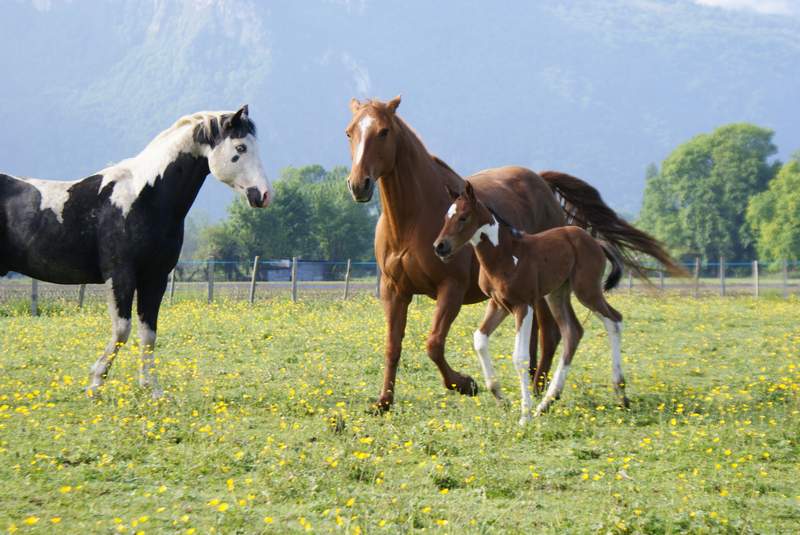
[349,98,361,114]
[225,105,249,130]
[464,181,476,202]
[387,95,401,114]
[445,184,461,201]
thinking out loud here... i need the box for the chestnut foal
[434,183,629,424]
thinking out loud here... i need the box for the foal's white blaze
[15,177,76,223]
[447,202,457,219]
[469,216,500,247]
[473,329,500,396]
[353,115,374,167]
[512,306,534,425]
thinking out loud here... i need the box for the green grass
[0,295,798,533]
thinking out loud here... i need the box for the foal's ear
[465,181,476,202]
[445,184,461,201]
[349,98,361,114]
[387,95,402,114]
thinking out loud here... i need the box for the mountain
[1,0,798,219]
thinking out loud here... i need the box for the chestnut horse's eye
[378,128,389,138]
[345,130,352,138]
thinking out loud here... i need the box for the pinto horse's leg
[87,276,135,397]
[474,299,509,400]
[512,305,535,425]
[427,282,478,397]
[375,280,412,411]
[536,285,583,416]
[136,276,168,399]
[531,300,561,395]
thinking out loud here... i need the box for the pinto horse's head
[205,105,272,208]
[344,95,402,202]
[434,181,493,262]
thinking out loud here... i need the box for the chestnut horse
[435,182,628,424]
[345,96,682,410]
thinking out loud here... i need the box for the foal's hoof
[85,386,102,400]
[488,382,504,401]
[369,395,393,415]
[448,374,479,396]
[620,396,631,409]
[518,413,532,426]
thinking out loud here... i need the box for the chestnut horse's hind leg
[474,299,509,400]
[536,285,583,416]
[87,276,135,397]
[531,300,561,395]
[596,313,629,408]
[376,280,412,411]
[136,275,169,399]
[427,282,478,397]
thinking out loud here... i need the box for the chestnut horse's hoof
[369,395,393,414]
[448,374,479,396]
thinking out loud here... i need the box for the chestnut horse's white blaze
[353,115,374,167]
[0,106,271,399]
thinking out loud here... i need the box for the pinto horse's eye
[235,144,247,154]
[378,128,389,138]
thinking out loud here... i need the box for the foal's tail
[599,241,624,292]
[541,171,688,281]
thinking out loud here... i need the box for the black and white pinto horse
[0,105,272,398]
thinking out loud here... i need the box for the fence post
[753,260,759,297]
[719,256,726,297]
[249,255,260,304]
[169,269,176,304]
[659,270,664,290]
[627,271,633,293]
[31,278,38,317]
[78,284,86,309]
[291,257,298,302]
[783,259,789,298]
[343,259,352,300]
[207,257,214,304]
[693,257,700,298]
[375,269,381,299]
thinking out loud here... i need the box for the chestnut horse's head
[434,181,494,262]
[345,95,402,202]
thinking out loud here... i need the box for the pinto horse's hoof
[448,374,479,396]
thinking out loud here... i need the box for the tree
[746,155,800,261]
[638,123,779,260]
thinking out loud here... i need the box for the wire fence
[1,257,799,315]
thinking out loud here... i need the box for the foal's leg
[536,286,583,416]
[136,276,169,399]
[474,299,509,400]
[87,276,135,396]
[531,300,561,395]
[427,282,478,396]
[512,305,535,425]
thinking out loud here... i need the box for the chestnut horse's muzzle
[348,176,375,203]
[433,239,454,262]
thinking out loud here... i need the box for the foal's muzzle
[246,187,271,208]
[349,176,375,203]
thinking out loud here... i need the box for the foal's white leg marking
[599,315,626,400]
[512,306,534,425]
[469,216,500,247]
[87,289,131,395]
[536,360,570,416]
[137,319,163,399]
[353,116,374,167]
[473,329,501,399]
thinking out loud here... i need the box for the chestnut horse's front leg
[375,279,412,411]
[427,282,478,396]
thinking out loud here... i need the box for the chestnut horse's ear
[349,98,361,114]
[387,95,401,114]
[445,184,460,201]
[464,181,476,202]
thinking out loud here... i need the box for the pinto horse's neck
[378,119,461,246]
[472,217,517,273]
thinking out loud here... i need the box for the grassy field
[0,295,798,534]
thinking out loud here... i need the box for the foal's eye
[458,216,468,222]
[235,144,247,154]
[378,128,389,138]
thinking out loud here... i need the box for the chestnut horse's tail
[541,171,687,280]
[599,241,624,292]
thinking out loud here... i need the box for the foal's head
[434,182,494,262]
[345,96,402,202]
[199,105,272,208]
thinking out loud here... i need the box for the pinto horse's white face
[207,106,272,208]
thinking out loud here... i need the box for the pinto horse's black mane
[192,113,257,148]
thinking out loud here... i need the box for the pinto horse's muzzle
[246,187,271,208]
